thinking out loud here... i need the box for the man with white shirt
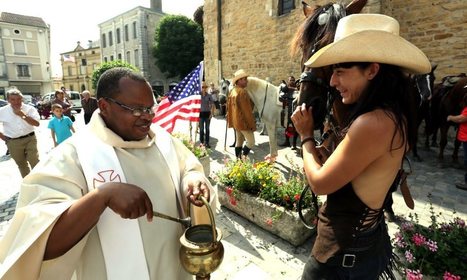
[0,88,40,177]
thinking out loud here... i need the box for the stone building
[60,40,101,93]
[99,1,170,97]
[0,12,53,99]
[203,0,466,86]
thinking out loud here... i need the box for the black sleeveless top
[312,182,385,263]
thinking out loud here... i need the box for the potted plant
[393,195,466,279]
[212,157,319,246]
[173,133,211,177]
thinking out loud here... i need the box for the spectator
[447,93,467,191]
[0,88,40,177]
[81,90,98,124]
[199,81,215,148]
[48,103,75,147]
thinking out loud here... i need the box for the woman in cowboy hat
[226,69,256,158]
[292,14,430,279]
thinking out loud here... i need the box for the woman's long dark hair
[340,63,417,152]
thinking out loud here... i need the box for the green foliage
[172,133,210,159]
[153,15,203,78]
[393,195,466,279]
[91,61,138,90]
[214,158,315,211]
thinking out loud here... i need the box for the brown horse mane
[290,2,345,68]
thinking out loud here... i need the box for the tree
[91,60,138,89]
[153,15,203,79]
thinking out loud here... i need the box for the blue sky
[2,0,203,77]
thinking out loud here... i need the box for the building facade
[98,4,171,97]
[0,12,52,99]
[203,0,467,86]
[60,40,101,93]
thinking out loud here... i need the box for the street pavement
[0,112,466,279]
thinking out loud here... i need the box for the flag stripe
[152,62,203,133]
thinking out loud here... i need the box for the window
[110,55,114,61]
[104,57,108,63]
[124,24,129,41]
[102,34,107,48]
[126,51,131,64]
[132,21,137,39]
[13,40,26,55]
[67,66,72,76]
[278,0,295,15]
[16,65,30,77]
[117,53,122,60]
[134,49,139,67]
[81,59,87,66]
[109,31,113,46]
[116,28,121,44]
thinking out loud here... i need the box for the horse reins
[258,83,269,119]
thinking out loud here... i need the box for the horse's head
[290,1,366,129]
[218,77,231,104]
[413,63,437,102]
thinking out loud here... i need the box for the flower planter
[199,156,210,178]
[217,184,315,246]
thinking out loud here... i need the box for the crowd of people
[0,12,465,280]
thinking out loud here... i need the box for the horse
[431,76,467,163]
[245,77,283,160]
[218,78,231,116]
[410,65,437,161]
[291,1,366,146]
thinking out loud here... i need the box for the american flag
[152,62,203,133]
[63,54,75,62]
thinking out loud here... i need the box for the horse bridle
[296,68,344,229]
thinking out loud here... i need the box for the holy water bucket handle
[186,195,217,243]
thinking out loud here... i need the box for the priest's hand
[187,180,210,207]
[101,182,154,221]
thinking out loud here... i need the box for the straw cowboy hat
[305,14,431,74]
[232,69,249,85]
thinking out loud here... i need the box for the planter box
[217,184,315,246]
[199,156,210,178]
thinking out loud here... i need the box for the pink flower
[266,218,273,226]
[229,197,237,206]
[394,232,407,248]
[405,250,414,263]
[425,239,438,252]
[412,233,426,246]
[454,217,465,228]
[401,222,415,232]
[294,194,300,201]
[443,271,461,280]
[406,269,423,280]
[226,187,233,196]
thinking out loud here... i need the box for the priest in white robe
[0,67,217,280]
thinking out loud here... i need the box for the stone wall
[203,0,466,87]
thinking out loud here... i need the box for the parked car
[0,99,7,108]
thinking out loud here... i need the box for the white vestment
[0,113,217,280]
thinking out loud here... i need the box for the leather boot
[242,146,251,157]
[235,147,242,158]
[279,138,290,147]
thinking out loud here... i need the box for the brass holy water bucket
[179,196,224,280]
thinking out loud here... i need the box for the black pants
[301,223,393,280]
[84,113,92,125]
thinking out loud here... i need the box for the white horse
[245,77,282,161]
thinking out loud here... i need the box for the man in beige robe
[0,67,216,279]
